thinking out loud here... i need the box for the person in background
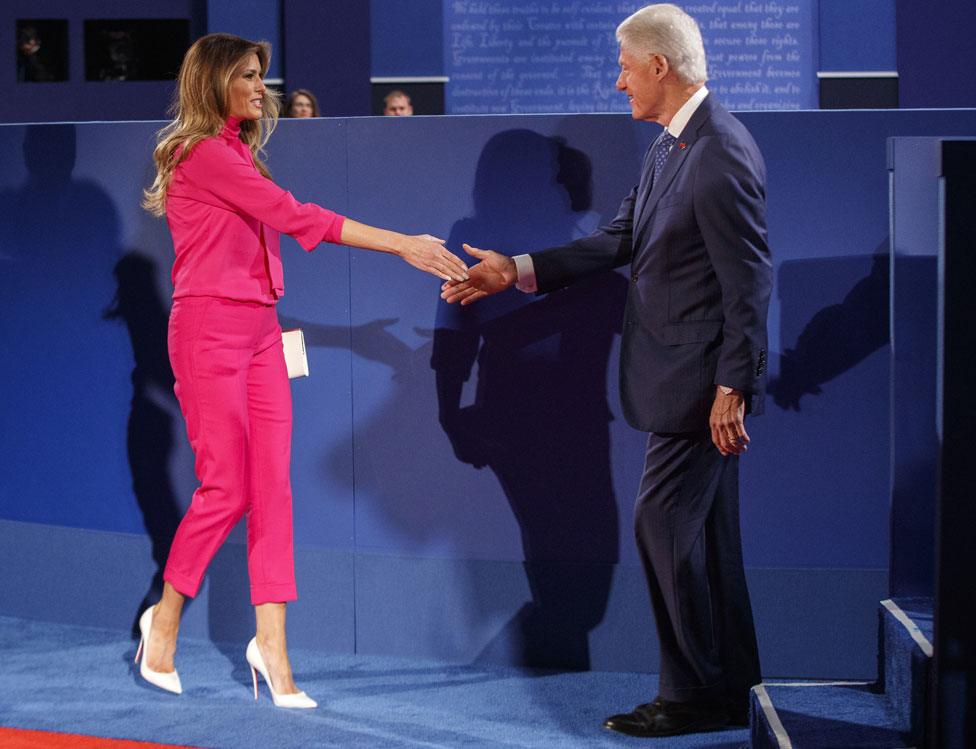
[284,88,319,118]
[137,33,467,709]
[383,89,414,116]
[442,3,770,738]
[17,25,53,82]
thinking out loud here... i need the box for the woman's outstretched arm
[339,219,468,283]
[175,139,468,283]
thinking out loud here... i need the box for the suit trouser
[163,296,297,605]
[635,431,761,707]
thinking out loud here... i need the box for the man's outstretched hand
[440,244,518,305]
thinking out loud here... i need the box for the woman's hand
[397,234,469,283]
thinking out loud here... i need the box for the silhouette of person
[433,130,625,669]
[104,253,184,632]
[0,125,121,529]
[770,248,888,411]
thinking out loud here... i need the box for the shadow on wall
[294,128,630,670]
[104,252,186,635]
[432,129,626,670]
[770,243,889,411]
[0,125,121,526]
[747,243,893,570]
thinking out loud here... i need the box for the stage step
[878,597,933,745]
[749,598,933,748]
[750,681,912,749]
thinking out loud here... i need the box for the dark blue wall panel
[887,137,942,598]
[1,0,205,124]
[3,108,976,676]
[206,0,282,80]
[370,0,443,77]
[819,0,895,71]
[344,114,642,562]
[897,1,976,108]
[6,0,976,124]
[282,0,371,116]
[264,119,356,551]
[0,122,170,534]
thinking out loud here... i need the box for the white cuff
[513,254,537,293]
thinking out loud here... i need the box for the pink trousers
[163,297,297,605]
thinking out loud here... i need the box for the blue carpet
[0,616,747,748]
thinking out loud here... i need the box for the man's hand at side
[709,386,749,456]
[440,244,518,305]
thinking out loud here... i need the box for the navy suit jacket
[531,94,772,433]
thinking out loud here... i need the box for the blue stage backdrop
[444,0,818,113]
[2,107,975,678]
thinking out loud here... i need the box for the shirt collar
[666,85,709,138]
[221,116,243,140]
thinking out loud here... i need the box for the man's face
[384,96,413,116]
[615,45,665,123]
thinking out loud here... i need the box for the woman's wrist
[339,219,400,254]
[387,231,408,257]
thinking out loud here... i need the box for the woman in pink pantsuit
[136,33,467,706]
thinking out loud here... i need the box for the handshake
[441,244,518,304]
[438,244,520,306]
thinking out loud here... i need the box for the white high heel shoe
[246,637,317,709]
[134,605,182,694]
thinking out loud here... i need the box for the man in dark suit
[441,3,771,738]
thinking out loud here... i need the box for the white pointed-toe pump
[246,637,317,709]
[134,605,183,694]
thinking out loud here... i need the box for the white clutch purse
[281,328,309,378]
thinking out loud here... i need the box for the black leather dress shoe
[603,698,731,737]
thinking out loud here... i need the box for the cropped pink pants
[163,297,297,605]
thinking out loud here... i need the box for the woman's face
[227,53,265,120]
[290,95,313,118]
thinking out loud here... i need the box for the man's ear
[651,53,669,77]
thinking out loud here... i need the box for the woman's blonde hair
[143,33,281,216]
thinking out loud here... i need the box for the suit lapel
[633,96,715,242]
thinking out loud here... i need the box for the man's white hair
[616,4,708,84]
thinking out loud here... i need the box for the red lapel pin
[678,141,687,150]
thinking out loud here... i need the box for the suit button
[631,273,638,282]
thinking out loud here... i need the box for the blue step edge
[750,681,914,749]
[879,597,933,745]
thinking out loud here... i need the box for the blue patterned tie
[652,130,677,185]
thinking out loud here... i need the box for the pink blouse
[165,116,345,304]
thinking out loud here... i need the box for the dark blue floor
[0,616,748,748]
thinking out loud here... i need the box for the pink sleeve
[180,140,345,249]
